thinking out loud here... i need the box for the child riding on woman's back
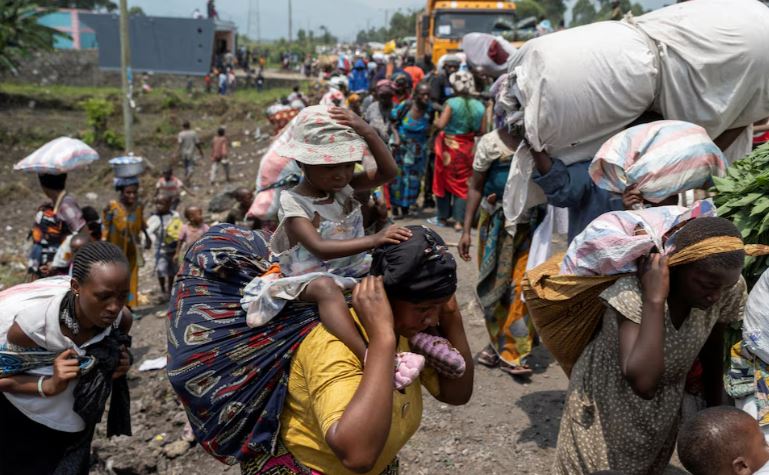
[242,105,417,377]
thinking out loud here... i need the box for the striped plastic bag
[561,200,716,276]
[590,120,726,202]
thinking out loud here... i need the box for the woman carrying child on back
[241,105,418,379]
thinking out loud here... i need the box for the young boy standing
[147,196,182,299]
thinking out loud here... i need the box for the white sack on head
[634,0,769,142]
[507,20,658,163]
[461,33,516,78]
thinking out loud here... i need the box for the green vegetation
[571,0,645,26]
[713,143,769,288]
[0,1,63,72]
[355,10,419,44]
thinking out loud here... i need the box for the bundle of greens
[713,143,769,288]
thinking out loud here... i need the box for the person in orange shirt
[403,56,425,91]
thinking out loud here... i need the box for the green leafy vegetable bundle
[713,143,769,288]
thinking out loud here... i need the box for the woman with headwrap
[431,70,486,231]
[27,173,86,280]
[103,177,151,308]
[458,125,538,376]
[167,224,473,474]
[364,79,397,143]
[389,83,435,219]
[555,217,749,474]
[390,71,412,106]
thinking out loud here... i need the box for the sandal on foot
[476,345,500,368]
[499,361,533,377]
[426,216,448,227]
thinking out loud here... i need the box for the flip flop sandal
[499,361,533,377]
[476,345,500,368]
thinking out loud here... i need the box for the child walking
[175,205,210,263]
[147,196,182,298]
[155,166,194,210]
[241,105,419,383]
[210,127,231,185]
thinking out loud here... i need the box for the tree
[0,1,63,73]
[128,5,144,16]
[36,0,116,10]
[296,28,306,44]
[318,25,336,45]
[570,0,598,26]
[515,0,547,20]
[354,9,418,44]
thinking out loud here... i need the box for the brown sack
[523,240,769,377]
[522,253,618,376]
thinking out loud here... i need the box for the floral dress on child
[241,185,371,327]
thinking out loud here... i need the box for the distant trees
[355,10,418,44]
[0,1,62,73]
[571,0,645,26]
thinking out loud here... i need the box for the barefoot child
[241,105,417,376]
[175,205,209,263]
[147,196,182,297]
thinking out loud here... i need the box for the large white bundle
[508,21,658,163]
[635,0,769,145]
[502,0,769,233]
[461,33,516,79]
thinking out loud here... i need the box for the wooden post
[119,0,133,153]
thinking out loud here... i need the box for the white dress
[241,186,371,327]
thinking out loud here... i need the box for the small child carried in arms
[241,105,424,389]
[175,205,210,264]
[677,406,769,475]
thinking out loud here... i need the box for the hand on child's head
[375,225,413,247]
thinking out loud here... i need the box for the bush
[80,97,123,149]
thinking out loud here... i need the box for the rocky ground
[0,81,688,474]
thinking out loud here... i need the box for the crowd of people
[4,7,769,474]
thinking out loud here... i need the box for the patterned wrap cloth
[167,224,321,466]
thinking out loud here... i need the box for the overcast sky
[128,0,671,41]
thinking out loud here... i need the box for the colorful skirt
[475,205,535,367]
[167,224,320,465]
[389,141,428,209]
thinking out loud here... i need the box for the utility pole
[256,0,261,43]
[288,0,293,43]
[247,0,252,38]
[118,0,133,153]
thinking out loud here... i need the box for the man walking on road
[177,121,204,184]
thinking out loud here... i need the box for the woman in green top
[430,70,486,231]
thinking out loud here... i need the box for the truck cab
[417,1,517,66]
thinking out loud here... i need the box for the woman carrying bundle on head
[553,216,751,474]
[103,176,151,308]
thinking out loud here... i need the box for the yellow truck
[416,0,518,66]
